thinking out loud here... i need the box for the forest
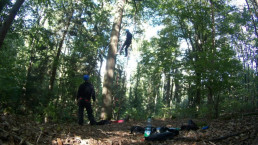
[0,0,257,144]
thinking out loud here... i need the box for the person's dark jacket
[77,81,95,102]
[125,31,132,45]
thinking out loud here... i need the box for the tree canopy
[0,0,257,122]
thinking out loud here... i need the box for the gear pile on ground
[0,114,257,145]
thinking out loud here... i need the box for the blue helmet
[83,75,89,81]
[125,29,129,33]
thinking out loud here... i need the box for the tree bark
[214,94,220,118]
[207,86,213,105]
[134,64,140,105]
[195,72,201,106]
[170,78,174,107]
[101,0,125,120]
[174,70,181,103]
[207,0,216,116]
[210,0,215,53]
[166,73,171,107]
[0,0,25,49]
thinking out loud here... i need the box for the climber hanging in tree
[118,29,132,57]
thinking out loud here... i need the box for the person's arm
[77,84,82,100]
[92,85,96,102]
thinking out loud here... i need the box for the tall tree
[101,0,126,120]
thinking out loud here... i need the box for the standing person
[77,75,96,125]
[119,29,132,57]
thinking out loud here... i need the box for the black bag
[96,120,111,125]
[181,120,199,131]
[130,126,145,134]
[145,132,176,141]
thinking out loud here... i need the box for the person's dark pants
[120,42,131,57]
[78,100,96,125]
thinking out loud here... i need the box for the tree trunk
[174,70,181,103]
[0,0,25,49]
[163,73,171,107]
[49,10,73,92]
[210,0,215,53]
[101,0,125,120]
[133,64,140,107]
[170,77,174,107]
[162,73,167,103]
[214,94,220,118]
[246,0,258,38]
[23,48,34,110]
[207,0,216,118]
[166,73,171,107]
[188,83,194,107]
[207,86,213,105]
[195,72,201,106]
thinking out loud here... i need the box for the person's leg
[125,43,131,57]
[85,102,96,125]
[120,44,125,54]
[78,101,84,125]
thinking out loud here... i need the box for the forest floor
[0,113,257,145]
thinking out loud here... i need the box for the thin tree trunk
[162,73,166,103]
[207,86,213,105]
[248,64,250,94]
[49,10,73,92]
[196,72,201,106]
[101,0,125,120]
[133,64,140,107]
[207,0,216,116]
[166,73,171,107]
[174,70,181,103]
[0,0,25,49]
[210,0,215,53]
[250,0,258,27]
[246,0,258,38]
[170,78,174,107]
[214,94,220,118]
[23,47,34,110]
[207,86,214,118]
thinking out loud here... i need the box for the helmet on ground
[83,75,89,81]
